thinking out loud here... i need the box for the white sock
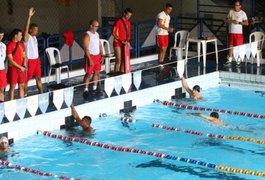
[93,86,97,90]
[84,88,88,92]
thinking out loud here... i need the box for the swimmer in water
[71,104,93,133]
[187,111,253,133]
[188,112,224,125]
[181,77,203,100]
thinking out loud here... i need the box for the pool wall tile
[0,72,220,142]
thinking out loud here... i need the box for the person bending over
[181,77,203,100]
[71,104,93,132]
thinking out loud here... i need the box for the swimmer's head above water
[210,112,219,119]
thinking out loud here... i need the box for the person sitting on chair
[181,77,203,100]
[71,104,93,132]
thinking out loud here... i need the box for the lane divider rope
[39,130,265,177]
[0,160,82,180]
[152,123,265,145]
[161,100,265,119]
[118,116,135,123]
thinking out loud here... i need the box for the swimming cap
[192,85,201,93]
[0,136,8,144]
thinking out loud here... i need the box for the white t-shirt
[86,31,100,55]
[228,9,248,34]
[25,35,39,59]
[156,11,170,35]
[0,42,6,70]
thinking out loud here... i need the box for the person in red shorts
[24,7,43,96]
[112,8,132,73]
[82,20,104,97]
[226,0,248,66]
[6,29,27,100]
[0,28,7,102]
[156,3,174,66]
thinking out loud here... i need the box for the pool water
[1,85,265,180]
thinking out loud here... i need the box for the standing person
[0,28,7,102]
[156,3,174,66]
[112,8,132,73]
[226,0,248,66]
[6,29,27,100]
[82,20,104,97]
[24,7,43,96]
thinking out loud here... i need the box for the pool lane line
[39,130,265,177]
[161,100,265,119]
[0,159,83,180]
[152,123,265,145]
[118,116,136,123]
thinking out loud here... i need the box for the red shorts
[8,67,27,85]
[84,54,102,74]
[0,69,7,88]
[228,33,244,46]
[27,58,41,81]
[113,40,123,48]
[157,35,169,48]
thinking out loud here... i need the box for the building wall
[123,0,182,22]
[0,0,99,34]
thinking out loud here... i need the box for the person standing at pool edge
[112,8,132,73]
[82,19,104,97]
[156,3,174,66]
[226,0,248,66]
[24,7,43,96]
[0,28,7,102]
[7,28,27,100]
[71,104,93,132]
[181,77,203,100]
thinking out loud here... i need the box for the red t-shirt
[113,18,131,42]
[6,41,25,67]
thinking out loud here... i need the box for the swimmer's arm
[70,104,82,124]
[187,113,218,123]
[181,77,193,96]
[188,112,208,119]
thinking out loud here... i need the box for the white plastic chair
[169,30,189,60]
[45,47,70,84]
[100,39,116,73]
[249,31,265,67]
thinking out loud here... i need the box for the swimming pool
[1,85,265,180]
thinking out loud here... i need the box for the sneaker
[90,90,97,97]
[83,91,89,98]
[96,89,104,97]
[224,57,232,66]
[158,64,164,70]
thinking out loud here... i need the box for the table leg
[215,40,218,64]
[198,42,201,63]
[185,41,189,64]
[202,41,207,67]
